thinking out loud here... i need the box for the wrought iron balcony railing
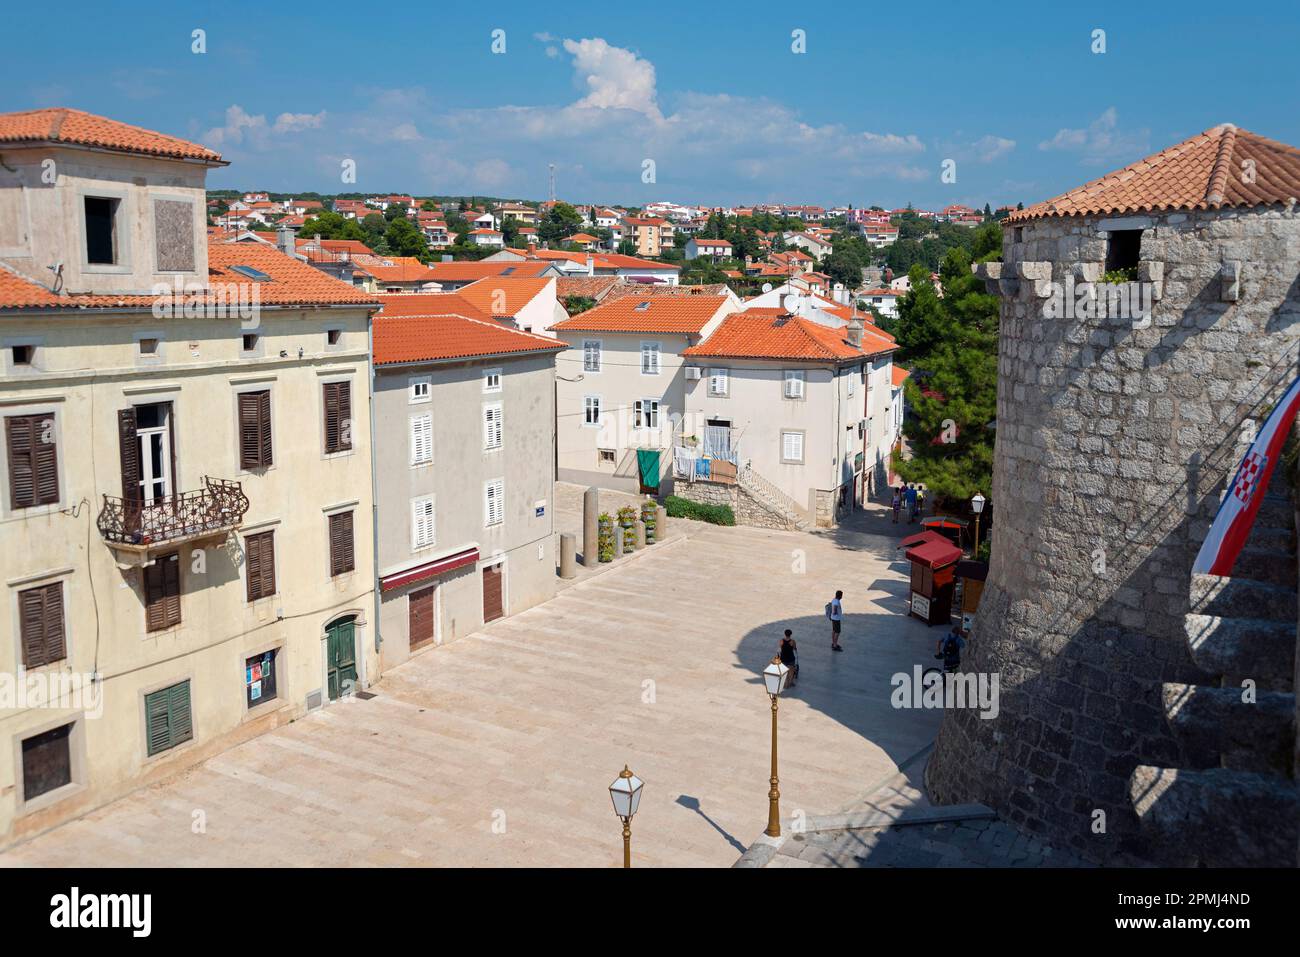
[98,477,250,548]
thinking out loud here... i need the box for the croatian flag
[1193,374,1300,576]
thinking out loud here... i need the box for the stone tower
[926,124,1300,864]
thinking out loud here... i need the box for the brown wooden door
[482,564,503,623]
[409,585,435,650]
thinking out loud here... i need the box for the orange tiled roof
[551,294,728,334]
[892,365,911,387]
[451,276,552,317]
[1007,124,1300,223]
[684,309,893,362]
[555,276,620,300]
[0,243,378,311]
[819,303,896,342]
[425,261,557,283]
[350,255,439,283]
[0,107,224,163]
[373,310,565,366]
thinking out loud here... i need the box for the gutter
[367,309,383,682]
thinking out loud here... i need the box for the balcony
[98,477,250,565]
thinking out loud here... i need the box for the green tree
[385,216,430,261]
[892,237,1000,505]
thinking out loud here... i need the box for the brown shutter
[239,392,272,469]
[144,553,181,631]
[118,408,140,500]
[19,583,65,668]
[245,531,275,601]
[482,564,503,622]
[258,391,273,466]
[323,382,352,453]
[6,414,58,509]
[329,511,354,576]
[408,585,435,648]
[6,415,34,509]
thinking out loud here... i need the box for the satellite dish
[761,282,773,293]
[782,293,800,314]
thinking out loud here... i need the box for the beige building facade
[0,109,379,849]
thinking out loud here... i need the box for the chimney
[847,318,864,348]
[277,224,297,257]
[527,241,537,256]
[586,254,595,277]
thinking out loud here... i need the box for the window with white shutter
[781,431,805,463]
[784,370,805,399]
[410,413,433,466]
[583,396,601,427]
[484,479,504,527]
[483,403,503,451]
[709,368,729,397]
[583,339,602,373]
[411,496,436,550]
[640,341,661,375]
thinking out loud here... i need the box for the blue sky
[5,0,1299,209]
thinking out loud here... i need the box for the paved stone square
[1,493,943,868]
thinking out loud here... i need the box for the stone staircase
[738,465,813,531]
[1130,471,1299,866]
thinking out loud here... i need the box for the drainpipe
[367,310,383,685]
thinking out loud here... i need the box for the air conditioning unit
[685,366,702,380]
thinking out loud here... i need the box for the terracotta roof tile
[452,276,553,317]
[373,311,565,366]
[683,308,895,362]
[555,276,620,301]
[0,107,224,163]
[1007,124,1300,223]
[0,243,378,311]
[425,261,557,283]
[892,365,911,387]
[551,294,728,334]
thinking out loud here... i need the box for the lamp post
[971,491,986,554]
[608,765,644,868]
[762,655,790,838]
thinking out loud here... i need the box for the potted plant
[598,513,615,562]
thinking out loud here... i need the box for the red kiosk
[899,530,962,626]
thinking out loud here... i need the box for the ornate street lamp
[761,655,790,837]
[608,765,644,868]
[971,491,986,554]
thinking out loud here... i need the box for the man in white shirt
[829,590,844,652]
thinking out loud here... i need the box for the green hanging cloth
[637,449,661,491]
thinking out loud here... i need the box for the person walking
[916,485,926,520]
[827,590,844,652]
[891,485,903,524]
[905,484,918,524]
[779,629,799,687]
[935,625,966,672]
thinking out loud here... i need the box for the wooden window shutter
[329,511,355,576]
[117,408,140,500]
[245,531,275,601]
[7,414,59,509]
[323,381,352,453]
[238,391,272,469]
[19,582,66,668]
[145,680,193,756]
[144,552,182,632]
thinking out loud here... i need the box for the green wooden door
[326,617,358,700]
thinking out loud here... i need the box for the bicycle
[922,652,960,689]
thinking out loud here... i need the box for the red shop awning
[380,546,479,592]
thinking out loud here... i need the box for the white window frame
[640,341,661,376]
[409,375,431,404]
[708,367,729,397]
[784,369,806,400]
[847,366,855,396]
[583,395,602,428]
[483,367,502,394]
[483,402,503,451]
[634,398,660,429]
[409,412,433,466]
[411,496,436,551]
[781,430,805,464]
[582,339,602,373]
[484,478,505,527]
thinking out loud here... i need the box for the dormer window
[84,197,119,264]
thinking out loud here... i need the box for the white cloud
[273,111,326,134]
[204,105,325,148]
[971,135,1015,163]
[1038,107,1148,163]
[562,37,661,119]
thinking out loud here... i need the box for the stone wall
[926,206,1300,862]
[675,480,798,530]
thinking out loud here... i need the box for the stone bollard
[559,533,576,579]
[582,486,599,568]
[614,526,625,558]
[656,505,667,540]
[636,518,647,550]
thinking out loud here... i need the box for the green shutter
[145,680,193,756]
